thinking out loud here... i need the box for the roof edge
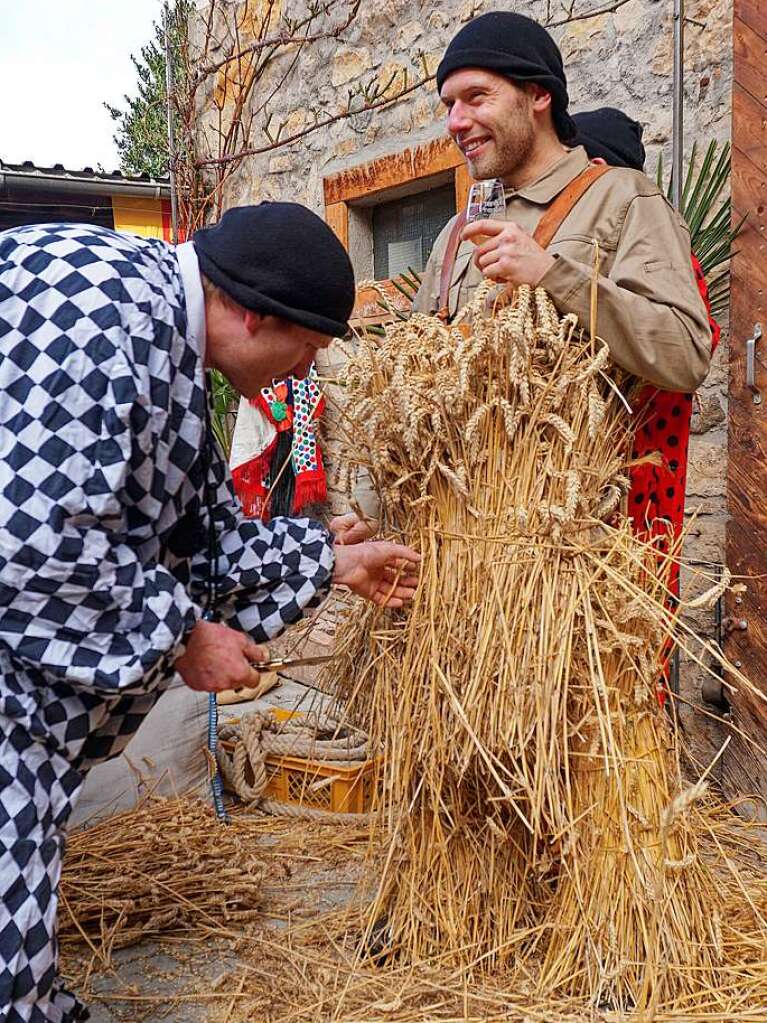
[0,162,171,199]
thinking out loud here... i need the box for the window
[323,139,472,325]
[372,184,456,280]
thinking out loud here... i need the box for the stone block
[559,16,609,63]
[418,50,442,79]
[335,137,360,159]
[331,47,371,87]
[690,395,726,434]
[701,357,728,394]
[427,10,449,30]
[397,20,423,50]
[613,0,650,35]
[283,107,307,137]
[651,18,673,76]
[377,62,407,99]
[411,95,439,130]
[458,0,487,23]
[686,432,728,501]
[684,0,732,73]
[681,513,726,565]
[268,153,295,174]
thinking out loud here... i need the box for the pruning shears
[253,653,334,674]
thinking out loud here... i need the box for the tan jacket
[413,147,712,392]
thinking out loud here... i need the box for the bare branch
[252,35,308,122]
[197,73,435,168]
[173,0,364,227]
[545,0,635,26]
[193,0,358,82]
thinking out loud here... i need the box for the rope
[201,377,227,823]
[216,710,373,822]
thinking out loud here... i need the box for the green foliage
[105,1,191,177]
[388,267,422,308]
[210,370,240,457]
[656,141,744,318]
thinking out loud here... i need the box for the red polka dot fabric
[627,254,720,599]
[627,255,720,703]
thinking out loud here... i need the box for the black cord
[268,428,296,518]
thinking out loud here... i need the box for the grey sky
[1,0,164,170]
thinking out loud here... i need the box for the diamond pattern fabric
[0,224,334,1020]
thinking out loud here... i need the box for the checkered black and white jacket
[0,224,335,704]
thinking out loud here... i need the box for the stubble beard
[466,111,536,182]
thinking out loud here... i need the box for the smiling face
[440,68,538,181]
[204,294,331,398]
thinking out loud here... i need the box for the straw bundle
[59,797,266,956]
[328,282,767,1009]
[209,809,767,1023]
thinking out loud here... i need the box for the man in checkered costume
[0,204,419,1021]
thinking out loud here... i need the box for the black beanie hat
[572,108,646,171]
[193,203,355,337]
[436,12,577,142]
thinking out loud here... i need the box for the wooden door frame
[724,0,767,803]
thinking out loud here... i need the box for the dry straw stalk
[325,282,767,1013]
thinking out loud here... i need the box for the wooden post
[723,1,767,806]
[325,202,349,249]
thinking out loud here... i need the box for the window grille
[372,184,455,280]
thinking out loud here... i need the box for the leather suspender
[436,164,612,322]
[531,164,611,248]
[437,210,467,321]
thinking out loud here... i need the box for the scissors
[253,654,334,673]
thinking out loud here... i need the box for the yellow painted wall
[111,195,167,239]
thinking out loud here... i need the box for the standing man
[569,107,722,604]
[413,11,713,395]
[0,203,419,1022]
[331,13,714,549]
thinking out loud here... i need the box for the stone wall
[206,0,733,212]
[198,0,734,763]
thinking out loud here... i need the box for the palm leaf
[209,369,239,456]
[680,141,700,211]
[684,143,730,240]
[373,267,423,320]
[657,139,744,312]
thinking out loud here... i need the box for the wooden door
[723,0,767,801]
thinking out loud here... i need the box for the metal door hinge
[746,323,763,404]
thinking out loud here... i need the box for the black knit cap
[193,203,355,337]
[436,11,577,142]
[572,108,646,171]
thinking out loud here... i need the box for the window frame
[323,139,472,328]
[371,181,457,282]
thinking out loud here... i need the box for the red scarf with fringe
[232,367,326,519]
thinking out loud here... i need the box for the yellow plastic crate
[262,752,379,814]
[220,733,379,814]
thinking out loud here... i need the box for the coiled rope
[216,710,373,822]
